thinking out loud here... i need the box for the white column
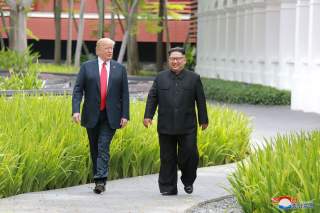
[278,0,296,90]
[233,1,242,81]
[225,0,237,80]
[236,1,246,81]
[309,0,320,62]
[210,2,220,78]
[196,0,204,74]
[196,0,210,76]
[243,1,254,83]
[208,3,219,78]
[216,1,226,79]
[264,0,280,87]
[291,0,310,111]
[306,0,320,112]
[251,0,266,84]
[203,14,211,74]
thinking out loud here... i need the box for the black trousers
[86,110,115,184]
[158,132,199,193]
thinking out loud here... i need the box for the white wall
[197,0,320,113]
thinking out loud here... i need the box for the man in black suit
[143,47,208,196]
[72,38,129,194]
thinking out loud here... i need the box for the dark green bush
[202,78,291,105]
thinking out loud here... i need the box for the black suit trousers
[86,111,115,184]
[158,132,199,193]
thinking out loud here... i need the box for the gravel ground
[186,195,244,213]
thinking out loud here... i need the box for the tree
[54,0,62,64]
[126,1,140,75]
[156,0,165,72]
[163,0,171,63]
[115,0,183,74]
[138,0,181,69]
[66,0,74,65]
[96,0,105,39]
[74,0,85,67]
[110,0,116,40]
[116,1,136,62]
[0,7,9,49]
[115,0,140,75]
[71,12,92,60]
[5,0,33,52]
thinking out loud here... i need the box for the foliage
[185,43,196,71]
[0,48,43,90]
[198,106,251,166]
[80,53,96,65]
[229,131,320,212]
[137,70,157,77]
[0,95,251,198]
[202,78,291,105]
[33,63,78,74]
[116,1,185,35]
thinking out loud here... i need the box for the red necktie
[100,62,108,111]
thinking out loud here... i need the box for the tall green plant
[229,131,320,213]
[184,43,196,71]
[0,47,43,90]
[0,95,251,198]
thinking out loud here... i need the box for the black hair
[168,47,185,56]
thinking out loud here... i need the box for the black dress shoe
[184,185,193,194]
[93,183,105,194]
[161,190,178,196]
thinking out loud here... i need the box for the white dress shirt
[98,57,110,87]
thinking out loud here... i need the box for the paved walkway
[1,74,320,212]
[0,165,235,213]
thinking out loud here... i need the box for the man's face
[168,51,186,73]
[96,41,114,61]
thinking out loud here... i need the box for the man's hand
[143,118,152,128]
[120,118,128,128]
[73,113,81,124]
[201,123,208,131]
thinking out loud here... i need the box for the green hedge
[0,95,251,198]
[229,131,320,212]
[202,78,291,105]
[33,63,78,74]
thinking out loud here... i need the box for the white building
[196,0,320,113]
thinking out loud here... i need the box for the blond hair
[96,38,115,49]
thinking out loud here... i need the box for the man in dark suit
[143,47,208,196]
[72,38,129,194]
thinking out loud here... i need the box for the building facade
[196,0,320,113]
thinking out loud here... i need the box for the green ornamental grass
[229,131,320,213]
[0,95,251,198]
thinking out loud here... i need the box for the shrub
[198,106,251,166]
[0,48,43,90]
[202,78,291,105]
[185,43,196,71]
[229,131,320,212]
[0,95,251,198]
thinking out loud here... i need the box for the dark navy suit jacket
[72,59,129,129]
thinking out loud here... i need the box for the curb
[185,195,235,213]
